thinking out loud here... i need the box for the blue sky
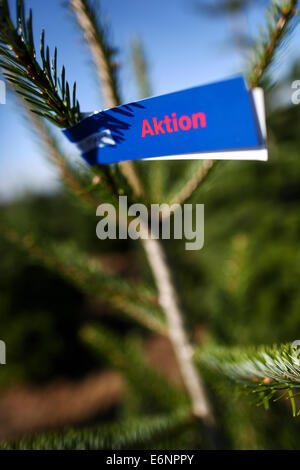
[0,0,299,201]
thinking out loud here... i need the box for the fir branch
[247,0,299,88]
[1,225,167,335]
[0,0,81,128]
[1,410,191,450]
[197,342,300,416]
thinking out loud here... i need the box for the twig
[168,160,215,208]
[141,225,215,426]
[247,0,298,88]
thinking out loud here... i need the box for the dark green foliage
[0,410,191,450]
[0,239,95,385]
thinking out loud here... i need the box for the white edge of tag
[144,149,268,161]
[252,87,267,141]
[143,87,268,162]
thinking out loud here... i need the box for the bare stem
[169,160,215,207]
[140,226,215,426]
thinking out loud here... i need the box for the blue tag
[63,76,267,165]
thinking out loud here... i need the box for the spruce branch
[0,0,81,128]
[197,343,300,416]
[247,0,299,88]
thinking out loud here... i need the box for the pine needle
[0,0,81,127]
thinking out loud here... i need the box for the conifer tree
[0,0,299,450]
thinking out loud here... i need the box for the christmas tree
[0,0,299,450]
